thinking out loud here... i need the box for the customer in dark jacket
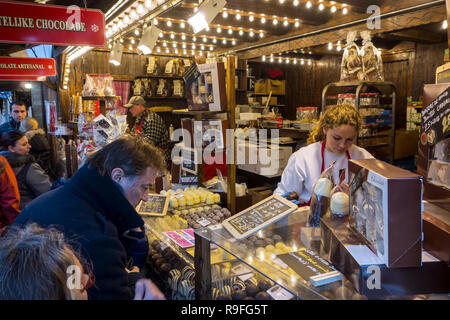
[0,131,51,210]
[0,101,27,137]
[14,136,167,300]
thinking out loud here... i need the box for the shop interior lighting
[442,20,448,29]
[319,3,325,11]
[293,0,299,6]
[188,0,226,33]
[137,25,161,55]
[306,1,312,9]
[109,41,123,66]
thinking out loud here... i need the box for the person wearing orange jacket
[0,154,20,235]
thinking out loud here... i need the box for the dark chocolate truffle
[151,240,161,249]
[155,258,166,269]
[272,235,283,243]
[245,284,259,297]
[255,292,272,300]
[231,290,246,300]
[193,223,202,229]
[258,280,272,292]
[151,253,163,261]
[264,238,274,246]
[216,294,232,300]
[255,239,265,247]
[160,263,172,273]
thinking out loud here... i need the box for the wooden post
[226,56,237,215]
[447,0,450,49]
[194,232,212,300]
[65,143,72,178]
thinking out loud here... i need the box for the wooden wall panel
[411,42,447,100]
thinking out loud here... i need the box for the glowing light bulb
[131,39,135,44]
[182,43,186,48]
[286,58,290,64]
[293,0,299,6]
[278,57,282,63]
[283,19,289,27]
[210,46,213,51]
[328,42,333,50]
[262,56,266,61]
[236,13,241,20]
[180,22,185,28]
[228,28,233,34]
[232,39,236,45]
[193,36,197,42]
[306,1,312,9]
[343,8,348,15]
[157,47,161,53]
[170,33,175,39]
[222,11,228,18]
[165,48,169,53]
[249,15,254,22]
[295,20,300,27]
[222,39,227,44]
[203,37,207,43]
[213,38,217,43]
[217,26,222,33]
[261,16,266,24]
[273,18,278,25]
[181,34,186,40]
[173,43,177,48]
[192,44,195,49]
[135,29,140,36]
[270,57,274,62]
[331,6,337,13]
[293,59,297,64]
[159,32,163,38]
[167,20,172,27]
[137,4,145,15]
[443,20,448,29]
[319,3,325,10]
[259,31,264,38]
[239,29,243,36]
[153,19,158,25]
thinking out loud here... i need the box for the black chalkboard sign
[222,195,298,239]
[136,194,169,216]
[277,248,342,287]
[181,147,198,174]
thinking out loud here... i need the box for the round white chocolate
[314,178,333,197]
[331,192,350,215]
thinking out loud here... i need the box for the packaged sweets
[156,79,170,97]
[164,59,177,75]
[340,31,363,82]
[147,57,159,75]
[360,30,384,81]
[132,79,144,96]
[82,74,116,97]
[173,79,184,97]
[307,161,336,227]
[92,114,114,146]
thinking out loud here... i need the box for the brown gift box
[348,159,423,268]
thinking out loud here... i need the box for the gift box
[348,159,423,268]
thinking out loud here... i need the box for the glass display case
[143,205,448,300]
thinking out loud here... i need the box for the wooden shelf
[358,134,391,140]
[135,75,184,80]
[143,96,186,100]
[81,96,120,101]
[249,92,285,96]
[172,110,227,118]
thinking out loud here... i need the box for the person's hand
[133,279,166,300]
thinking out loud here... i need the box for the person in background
[0,155,20,235]
[0,101,28,137]
[125,96,171,165]
[0,223,92,300]
[14,136,166,300]
[19,117,64,182]
[274,104,374,204]
[0,131,51,210]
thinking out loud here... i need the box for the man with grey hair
[14,136,166,300]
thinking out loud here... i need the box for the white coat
[273,142,374,203]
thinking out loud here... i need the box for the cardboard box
[255,79,268,94]
[348,159,423,268]
[186,62,227,111]
[267,79,285,95]
[320,217,449,298]
[394,129,419,159]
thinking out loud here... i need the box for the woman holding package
[0,131,51,209]
[274,104,374,205]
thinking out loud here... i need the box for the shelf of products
[322,81,396,163]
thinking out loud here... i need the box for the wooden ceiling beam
[332,0,383,13]
[235,4,446,59]
[386,29,444,43]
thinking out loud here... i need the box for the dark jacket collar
[0,151,34,168]
[65,165,144,234]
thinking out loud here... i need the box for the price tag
[270,256,288,269]
[238,273,254,282]
[231,263,252,276]
[197,218,211,227]
[160,242,169,251]
[267,285,295,300]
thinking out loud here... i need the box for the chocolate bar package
[348,159,423,268]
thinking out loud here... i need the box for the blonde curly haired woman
[274,104,374,205]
